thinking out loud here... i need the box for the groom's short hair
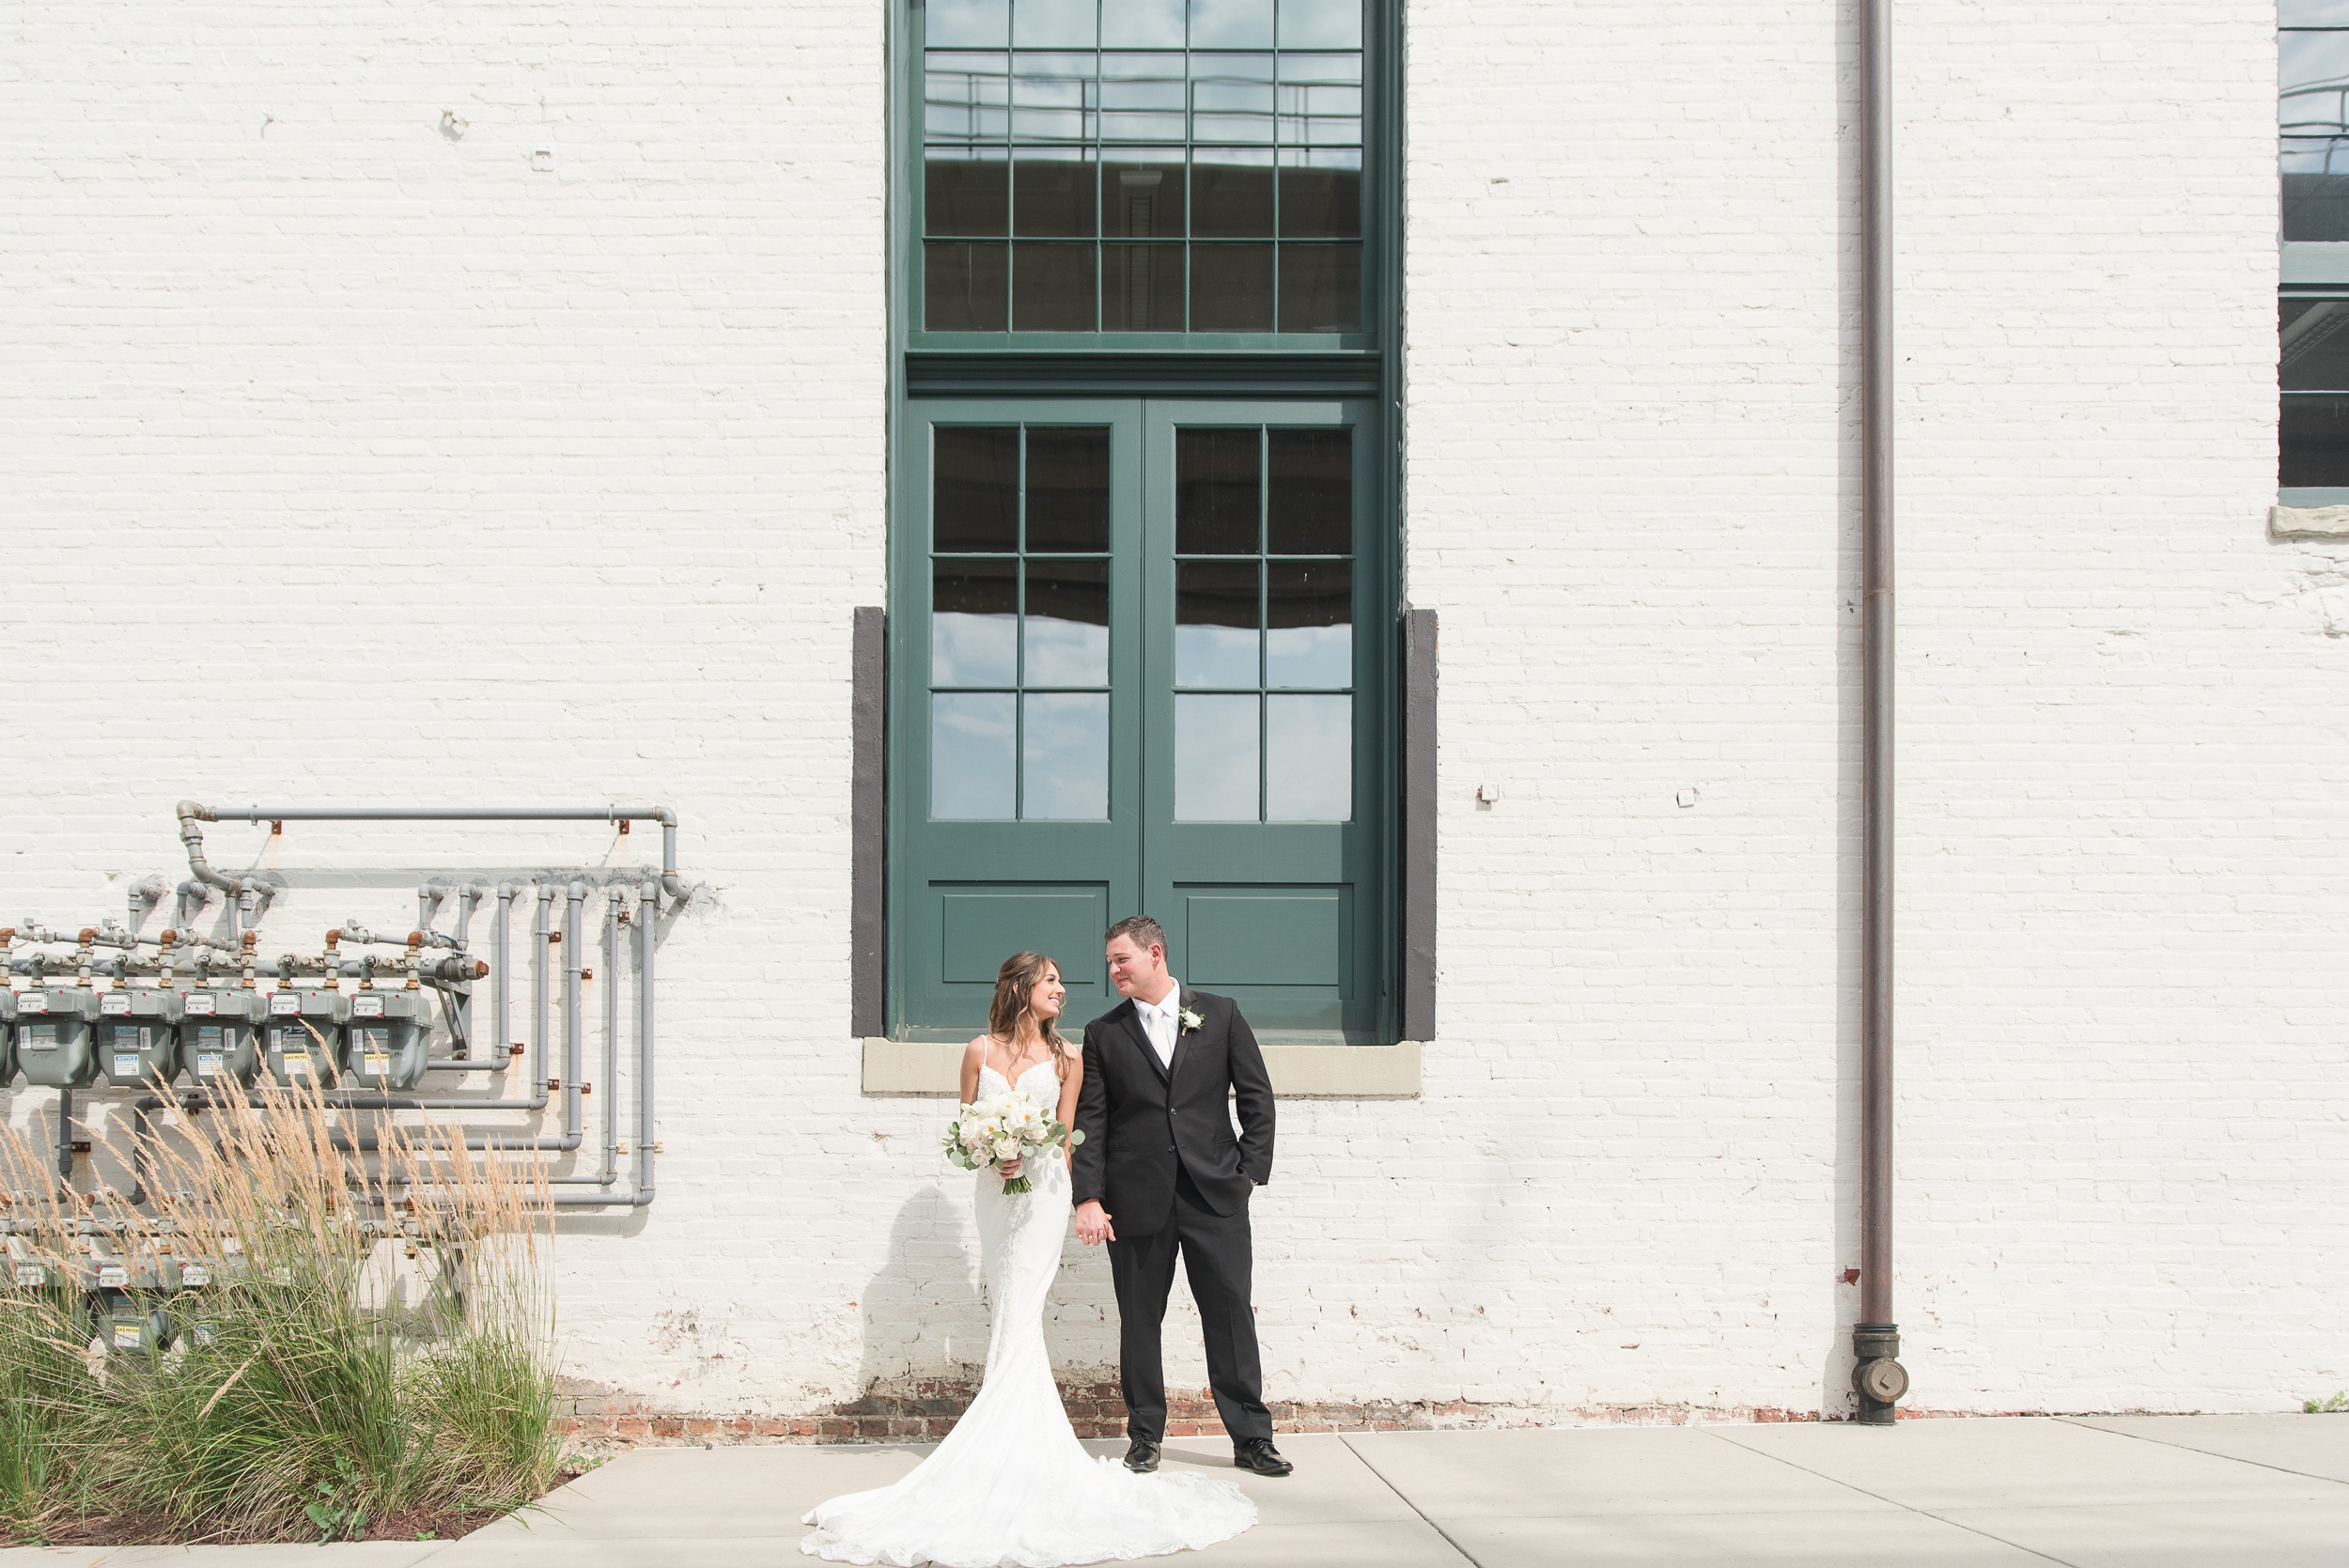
[1105,915,1167,956]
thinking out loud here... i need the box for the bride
[801,952,1258,1567]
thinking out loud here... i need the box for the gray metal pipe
[174,803,688,903]
[330,1127,581,1152]
[216,806,671,823]
[547,878,658,1207]
[1853,0,1905,1425]
[632,877,659,1202]
[494,883,515,1061]
[452,884,480,954]
[563,883,585,1153]
[127,877,163,939]
[642,879,655,1185]
[85,858,653,1212]
[602,891,621,1187]
[532,884,552,1110]
[175,802,243,898]
[146,1090,558,1114]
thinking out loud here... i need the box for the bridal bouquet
[944,1089,1084,1195]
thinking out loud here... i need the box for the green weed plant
[0,1083,562,1543]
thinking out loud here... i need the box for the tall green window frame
[2282,5,2349,501]
[884,0,1403,1045]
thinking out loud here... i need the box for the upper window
[918,0,1367,334]
[2280,5,2349,499]
[2284,4,2349,241]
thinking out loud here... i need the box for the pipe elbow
[175,800,215,826]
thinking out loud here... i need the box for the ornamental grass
[0,1083,563,1544]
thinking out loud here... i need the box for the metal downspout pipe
[1852,0,1907,1425]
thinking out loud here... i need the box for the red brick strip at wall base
[559,1377,1834,1445]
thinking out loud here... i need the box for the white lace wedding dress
[801,1061,1258,1568]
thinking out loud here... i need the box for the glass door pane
[1140,396,1388,1041]
[894,394,1392,1043]
[894,399,1145,1038]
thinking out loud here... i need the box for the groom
[1071,916,1293,1479]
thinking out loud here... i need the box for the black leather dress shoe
[1124,1437,1160,1473]
[1233,1437,1294,1476]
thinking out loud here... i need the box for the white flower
[1179,1007,1204,1033]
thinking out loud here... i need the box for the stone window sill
[2271,504,2349,538]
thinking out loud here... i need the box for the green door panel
[1177,890,1351,989]
[935,883,1116,1022]
[1176,886,1354,1032]
[892,396,1393,1044]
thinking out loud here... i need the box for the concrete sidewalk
[8,1415,2347,1566]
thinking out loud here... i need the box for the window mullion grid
[1014,424,1028,819]
[1184,43,1195,332]
[1257,425,1270,824]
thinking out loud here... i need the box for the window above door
[907,0,1384,350]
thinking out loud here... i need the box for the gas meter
[173,1254,222,1347]
[264,988,349,1087]
[8,1258,96,1346]
[179,988,265,1088]
[13,986,102,1088]
[94,1253,173,1356]
[0,989,13,1085]
[344,989,430,1090]
[99,987,185,1087]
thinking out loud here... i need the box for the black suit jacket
[1070,986,1275,1236]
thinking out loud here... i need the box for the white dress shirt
[1133,985,1184,1069]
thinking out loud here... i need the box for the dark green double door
[891,396,1391,1043]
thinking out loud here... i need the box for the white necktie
[1148,1000,1175,1067]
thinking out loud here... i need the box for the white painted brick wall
[4,0,2342,1421]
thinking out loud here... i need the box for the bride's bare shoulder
[962,1034,996,1069]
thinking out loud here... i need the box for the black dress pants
[1105,1163,1272,1444]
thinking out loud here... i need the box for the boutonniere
[1178,1007,1204,1035]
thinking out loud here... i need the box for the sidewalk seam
[2051,1418,2349,1489]
[1337,1436,1486,1568]
[1703,1429,2085,1568]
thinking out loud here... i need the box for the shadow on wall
[845,1181,1131,1437]
[856,1185,989,1398]
[856,1182,1128,1384]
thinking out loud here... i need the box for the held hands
[1074,1200,1116,1247]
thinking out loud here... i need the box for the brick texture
[3,0,2344,1425]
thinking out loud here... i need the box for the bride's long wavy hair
[988,951,1075,1081]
